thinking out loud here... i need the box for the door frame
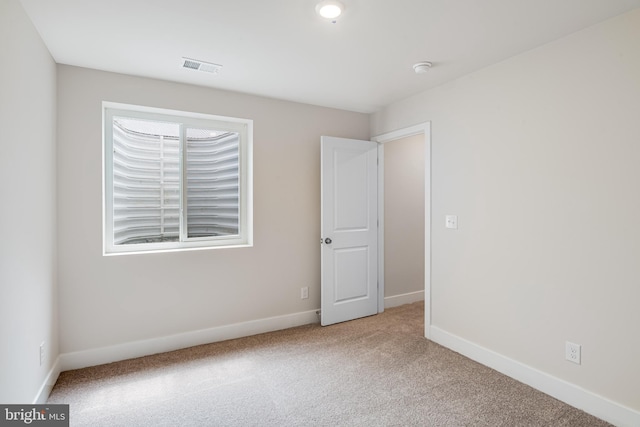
[372,122,432,339]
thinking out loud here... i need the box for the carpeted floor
[48,302,610,426]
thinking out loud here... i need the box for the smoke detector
[413,62,432,74]
[181,57,222,74]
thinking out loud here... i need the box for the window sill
[103,243,253,257]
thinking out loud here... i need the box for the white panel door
[321,136,378,326]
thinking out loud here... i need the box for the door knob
[324,238,332,244]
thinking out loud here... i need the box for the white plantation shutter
[104,105,251,254]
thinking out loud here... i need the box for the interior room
[1,0,639,425]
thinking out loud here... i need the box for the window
[103,103,252,255]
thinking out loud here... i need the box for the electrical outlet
[39,342,45,366]
[565,341,581,364]
[301,286,309,299]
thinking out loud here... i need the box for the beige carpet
[48,302,610,426]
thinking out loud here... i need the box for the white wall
[0,0,58,403]
[372,9,640,414]
[384,135,425,297]
[56,66,369,354]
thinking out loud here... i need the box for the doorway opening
[373,123,431,339]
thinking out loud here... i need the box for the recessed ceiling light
[316,1,345,20]
[413,62,433,74]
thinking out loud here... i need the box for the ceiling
[20,0,640,113]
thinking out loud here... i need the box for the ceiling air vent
[181,57,222,74]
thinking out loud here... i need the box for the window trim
[102,102,253,255]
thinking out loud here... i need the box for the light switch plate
[445,215,458,229]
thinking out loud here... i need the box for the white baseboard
[33,356,61,404]
[430,326,640,427]
[384,290,425,309]
[60,309,319,372]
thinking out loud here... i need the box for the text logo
[1,405,68,426]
